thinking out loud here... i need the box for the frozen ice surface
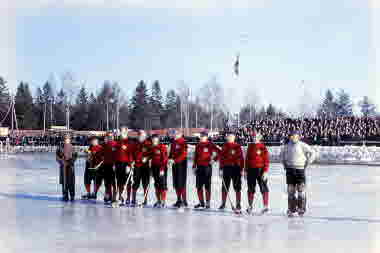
[0,153,380,253]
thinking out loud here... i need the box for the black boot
[194,202,205,209]
[81,193,91,200]
[173,200,182,208]
[62,195,69,202]
[205,201,211,209]
[154,201,162,208]
[182,200,188,208]
[218,203,226,210]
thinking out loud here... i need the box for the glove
[148,159,152,168]
[262,171,268,182]
[142,157,147,163]
[131,161,135,169]
[219,170,223,178]
[159,170,165,177]
[126,166,131,174]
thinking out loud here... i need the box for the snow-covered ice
[0,153,380,253]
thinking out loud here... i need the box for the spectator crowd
[1,117,380,147]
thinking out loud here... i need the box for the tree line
[0,74,377,131]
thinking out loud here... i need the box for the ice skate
[218,203,226,210]
[194,202,205,209]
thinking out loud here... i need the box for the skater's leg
[195,167,205,206]
[246,168,257,209]
[287,184,297,214]
[296,183,306,215]
[68,165,75,200]
[258,169,269,209]
[232,166,242,210]
[160,169,168,206]
[141,166,150,204]
[220,167,231,209]
[172,164,181,203]
[115,162,127,202]
[180,160,188,205]
[204,166,212,207]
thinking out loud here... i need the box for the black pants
[62,161,75,199]
[152,166,167,190]
[221,165,241,192]
[196,165,212,192]
[172,160,187,190]
[133,165,151,190]
[84,162,97,185]
[103,164,116,189]
[247,168,269,194]
[115,162,132,187]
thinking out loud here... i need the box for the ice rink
[0,153,380,253]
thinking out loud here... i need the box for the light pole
[66,105,70,131]
[106,101,109,132]
[43,101,47,133]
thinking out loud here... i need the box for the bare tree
[61,71,80,130]
[177,81,191,135]
[199,76,226,131]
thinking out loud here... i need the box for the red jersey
[169,137,187,163]
[134,140,152,168]
[220,142,244,169]
[150,144,168,172]
[245,143,269,172]
[193,141,220,168]
[101,140,118,165]
[88,144,103,168]
[115,138,135,164]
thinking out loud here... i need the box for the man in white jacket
[281,131,315,217]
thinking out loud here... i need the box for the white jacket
[280,141,315,169]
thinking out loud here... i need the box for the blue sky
[1,0,377,113]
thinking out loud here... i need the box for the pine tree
[0,77,10,125]
[163,89,180,128]
[87,93,101,130]
[54,88,67,126]
[266,104,276,117]
[318,89,337,118]
[150,80,163,129]
[72,86,89,130]
[336,89,353,116]
[129,80,150,129]
[360,96,377,117]
[15,82,37,128]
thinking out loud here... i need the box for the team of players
[80,128,315,216]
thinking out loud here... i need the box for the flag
[234,54,239,76]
